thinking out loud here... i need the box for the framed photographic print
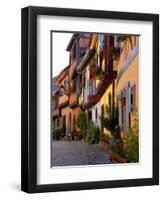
[21,6,159,193]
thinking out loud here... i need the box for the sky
[52,32,73,77]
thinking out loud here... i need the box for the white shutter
[118,92,122,130]
[125,82,130,130]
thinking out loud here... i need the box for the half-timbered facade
[52,33,139,140]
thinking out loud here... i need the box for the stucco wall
[61,106,80,135]
[117,54,139,109]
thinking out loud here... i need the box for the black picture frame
[21,6,159,193]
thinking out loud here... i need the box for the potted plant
[111,139,126,163]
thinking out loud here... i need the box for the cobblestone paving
[51,141,112,166]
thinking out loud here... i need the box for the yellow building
[116,35,139,135]
[100,35,119,137]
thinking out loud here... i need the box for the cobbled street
[51,141,112,166]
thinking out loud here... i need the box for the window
[54,98,58,108]
[80,47,85,58]
[92,79,96,94]
[95,108,98,120]
[131,84,136,111]
[101,105,104,131]
[108,93,111,108]
[109,35,114,48]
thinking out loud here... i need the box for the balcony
[69,93,78,108]
[87,70,117,107]
[89,63,102,78]
[58,94,69,108]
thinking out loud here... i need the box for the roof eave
[77,49,95,72]
[66,33,78,51]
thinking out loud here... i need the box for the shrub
[53,128,63,140]
[86,123,100,144]
[100,132,111,145]
[111,144,122,154]
[76,112,87,137]
[110,137,123,154]
[122,117,139,162]
[113,125,121,140]
[103,105,119,134]
[123,131,139,162]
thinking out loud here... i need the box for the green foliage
[123,117,139,162]
[110,136,123,153]
[86,122,100,144]
[112,127,121,140]
[103,105,119,134]
[76,112,87,135]
[111,144,122,154]
[109,114,139,163]
[100,132,111,144]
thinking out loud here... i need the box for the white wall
[0,0,162,199]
